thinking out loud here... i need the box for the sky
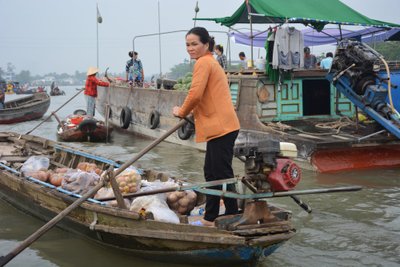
[0,0,398,78]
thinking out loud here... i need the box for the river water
[0,87,399,267]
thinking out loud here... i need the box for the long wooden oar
[25,88,85,135]
[0,118,187,267]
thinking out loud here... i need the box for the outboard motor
[227,139,301,228]
[234,139,301,193]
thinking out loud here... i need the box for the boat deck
[267,118,390,145]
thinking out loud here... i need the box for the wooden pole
[0,118,187,266]
[108,169,127,209]
[0,176,107,267]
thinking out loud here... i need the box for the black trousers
[203,130,239,222]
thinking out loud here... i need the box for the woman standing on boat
[84,67,110,116]
[214,44,227,70]
[173,27,240,227]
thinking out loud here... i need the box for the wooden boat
[56,112,113,142]
[96,66,400,173]
[50,88,65,96]
[50,82,65,96]
[0,132,296,266]
[95,0,400,173]
[15,86,46,95]
[0,92,50,124]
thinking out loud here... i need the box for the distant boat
[49,81,65,96]
[15,86,46,95]
[0,92,50,124]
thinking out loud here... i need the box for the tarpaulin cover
[196,0,399,31]
[230,27,400,47]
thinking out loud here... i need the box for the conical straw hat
[87,66,99,76]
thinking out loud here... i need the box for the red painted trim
[311,145,400,173]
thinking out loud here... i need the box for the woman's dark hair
[128,51,138,58]
[186,27,215,52]
[239,51,246,58]
[326,52,333,58]
[215,44,224,54]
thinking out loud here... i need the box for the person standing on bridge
[172,27,240,227]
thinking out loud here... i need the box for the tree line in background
[1,42,399,84]
[0,64,89,85]
[0,63,126,85]
[374,41,400,61]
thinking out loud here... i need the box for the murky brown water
[1,87,399,267]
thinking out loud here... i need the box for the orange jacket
[178,52,240,143]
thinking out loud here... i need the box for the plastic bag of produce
[61,169,100,195]
[147,206,180,224]
[130,194,180,224]
[95,186,115,199]
[94,186,133,208]
[24,170,50,182]
[140,179,177,190]
[76,162,102,175]
[21,156,50,175]
[166,190,197,215]
[114,167,142,194]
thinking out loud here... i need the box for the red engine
[234,139,302,193]
[267,158,301,191]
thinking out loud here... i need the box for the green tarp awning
[195,0,399,31]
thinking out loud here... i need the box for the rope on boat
[265,116,358,136]
[89,212,98,230]
[315,116,356,132]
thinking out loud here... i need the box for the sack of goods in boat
[166,190,197,215]
[19,155,198,224]
[49,168,70,186]
[130,180,181,224]
[62,169,100,194]
[21,159,103,191]
[115,168,141,194]
[21,156,50,175]
[76,162,102,175]
[94,167,142,200]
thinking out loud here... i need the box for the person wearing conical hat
[84,66,110,116]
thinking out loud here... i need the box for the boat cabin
[228,69,354,123]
